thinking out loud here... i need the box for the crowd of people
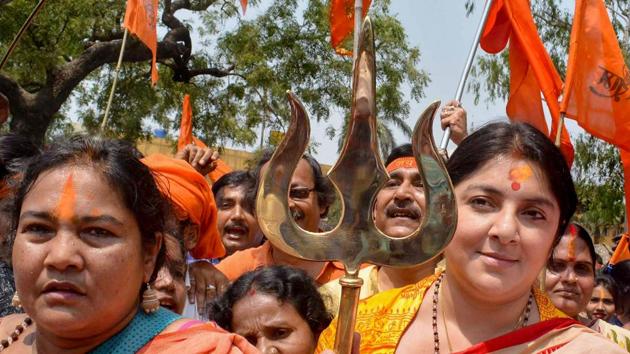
[0,102,627,353]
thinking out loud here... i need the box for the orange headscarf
[142,154,225,259]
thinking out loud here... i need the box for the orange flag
[329,0,371,56]
[177,94,193,151]
[240,0,247,15]
[480,0,574,166]
[560,0,630,151]
[609,232,630,266]
[621,150,630,232]
[177,95,233,181]
[124,0,159,85]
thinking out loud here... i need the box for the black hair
[446,122,577,239]
[10,135,167,281]
[594,274,618,302]
[0,133,40,263]
[0,133,40,181]
[211,170,257,212]
[610,260,630,318]
[252,148,336,212]
[209,265,333,339]
[385,143,413,166]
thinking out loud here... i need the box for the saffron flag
[240,0,247,15]
[330,0,371,56]
[177,94,193,151]
[609,232,630,266]
[560,0,630,151]
[124,0,159,85]
[621,149,630,232]
[480,0,574,166]
[176,95,232,181]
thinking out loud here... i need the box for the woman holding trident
[318,122,625,353]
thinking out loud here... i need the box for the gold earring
[141,283,159,314]
[11,292,21,308]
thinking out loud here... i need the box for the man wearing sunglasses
[214,150,345,286]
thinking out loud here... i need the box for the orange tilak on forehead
[567,224,578,262]
[508,164,533,191]
[598,287,606,300]
[55,174,76,221]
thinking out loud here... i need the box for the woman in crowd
[210,265,332,354]
[0,136,255,353]
[610,260,630,330]
[0,134,39,317]
[586,274,617,322]
[318,122,625,353]
[153,233,188,315]
[544,223,596,322]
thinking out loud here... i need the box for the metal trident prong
[256,17,457,354]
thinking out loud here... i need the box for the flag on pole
[609,232,630,266]
[560,0,630,230]
[330,0,371,56]
[240,0,248,15]
[123,0,159,85]
[480,0,574,166]
[560,0,630,151]
[177,95,233,181]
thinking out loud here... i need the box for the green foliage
[572,135,625,236]
[215,0,428,156]
[1,0,428,154]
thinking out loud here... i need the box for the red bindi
[511,182,521,191]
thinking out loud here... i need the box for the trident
[256,17,457,354]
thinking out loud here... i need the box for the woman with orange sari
[318,122,624,353]
[0,136,256,353]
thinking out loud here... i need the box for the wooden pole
[554,113,565,147]
[0,0,49,71]
[100,28,129,132]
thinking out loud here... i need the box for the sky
[232,0,583,165]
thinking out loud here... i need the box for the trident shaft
[256,17,457,354]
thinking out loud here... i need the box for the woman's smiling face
[445,156,561,302]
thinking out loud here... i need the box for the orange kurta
[216,241,346,285]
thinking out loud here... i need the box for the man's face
[289,159,324,232]
[216,185,261,256]
[260,158,324,233]
[373,167,425,238]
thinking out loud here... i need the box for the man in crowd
[142,152,227,318]
[215,150,346,284]
[320,100,468,312]
[212,170,264,256]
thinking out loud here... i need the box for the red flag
[480,0,574,166]
[560,0,630,151]
[329,0,371,56]
[124,0,159,85]
[240,0,247,15]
